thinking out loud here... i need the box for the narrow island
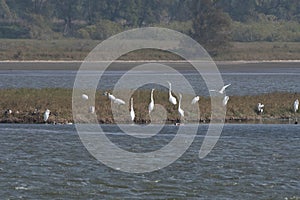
[0,88,298,124]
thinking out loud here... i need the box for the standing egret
[210,84,231,94]
[222,96,229,106]
[257,103,264,113]
[294,99,299,113]
[82,94,89,100]
[178,93,184,117]
[130,98,135,121]
[148,89,155,114]
[44,109,50,122]
[191,96,200,104]
[167,81,177,105]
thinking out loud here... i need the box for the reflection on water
[0,124,299,199]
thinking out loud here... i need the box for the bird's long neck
[178,95,182,108]
[151,90,154,101]
[168,83,172,95]
[131,98,133,110]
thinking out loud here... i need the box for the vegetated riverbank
[0,88,299,124]
[1,39,300,61]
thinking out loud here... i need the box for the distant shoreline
[1,60,300,71]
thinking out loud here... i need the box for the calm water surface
[0,124,299,199]
[0,63,299,95]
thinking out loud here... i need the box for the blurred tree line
[0,0,300,52]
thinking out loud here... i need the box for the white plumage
[167,81,177,105]
[257,103,264,113]
[210,84,231,94]
[104,91,125,105]
[130,97,135,121]
[294,99,299,113]
[114,98,126,105]
[44,109,50,122]
[222,96,229,106]
[148,89,155,114]
[178,93,184,117]
[191,96,200,104]
[82,94,89,100]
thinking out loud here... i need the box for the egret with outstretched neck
[104,91,125,105]
[178,93,184,117]
[167,81,177,105]
[148,89,155,114]
[210,84,231,94]
[130,97,135,121]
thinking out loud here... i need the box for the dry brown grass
[1,39,300,61]
[0,88,299,124]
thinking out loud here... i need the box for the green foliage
[232,15,300,42]
[0,0,300,43]
[77,20,122,40]
[190,0,232,55]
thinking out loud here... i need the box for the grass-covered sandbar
[0,88,299,124]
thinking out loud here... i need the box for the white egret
[178,93,184,117]
[104,91,125,105]
[130,97,135,121]
[210,84,231,94]
[294,99,299,113]
[167,81,177,105]
[114,98,126,105]
[222,96,229,106]
[82,94,89,100]
[257,103,264,113]
[148,89,155,114]
[191,96,200,104]
[44,109,50,122]
[104,91,116,101]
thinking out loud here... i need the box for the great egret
[148,89,155,114]
[178,93,184,117]
[104,91,125,105]
[130,97,135,121]
[191,96,200,104]
[294,99,299,113]
[222,96,229,106]
[210,84,231,94]
[257,103,264,113]
[82,94,89,100]
[104,91,116,101]
[114,98,126,105]
[167,81,177,105]
[44,109,50,122]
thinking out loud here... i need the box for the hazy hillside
[0,0,300,58]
